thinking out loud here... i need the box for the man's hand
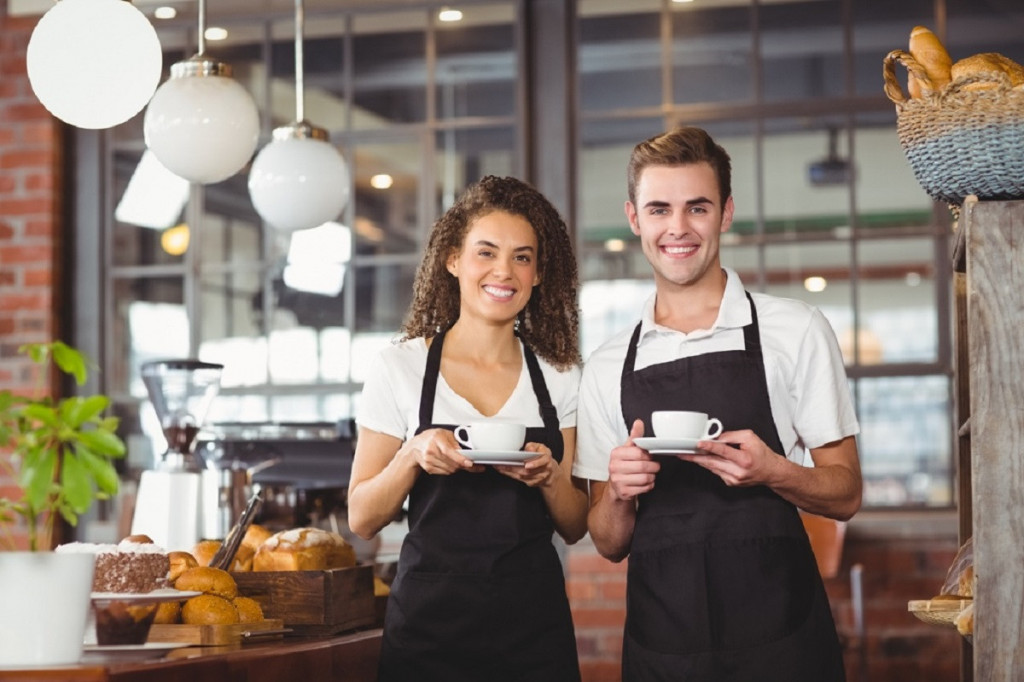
[608,419,661,501]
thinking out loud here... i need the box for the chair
[800,511,868,682]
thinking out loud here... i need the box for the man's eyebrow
[641,196,714,208]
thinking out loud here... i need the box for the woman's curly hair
[402,175,581,371]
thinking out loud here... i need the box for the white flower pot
[0,551,95,668]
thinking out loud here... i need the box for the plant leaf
[21,446,56,514]
[61,451,93,513]
[76,445,121,495]
[50,341,88,386]
[77,429,126,458]
[61,395,108,428]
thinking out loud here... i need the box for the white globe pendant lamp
[143,0,260,184]
[26,0,163,130]
[248,0,350,233]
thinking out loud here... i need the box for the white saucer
[91,589,201,603]
[81,642,188,662]
[633,436,709,454]
[457,449,533,466]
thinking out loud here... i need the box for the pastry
[252,527,357,572]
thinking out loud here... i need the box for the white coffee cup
[651,411,723,440]
[453,422,526,452]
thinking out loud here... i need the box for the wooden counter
[0,628,382,682]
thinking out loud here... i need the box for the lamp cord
[197,0,206,56]
[295,0,305,123]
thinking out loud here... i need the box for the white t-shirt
[357,337,582,441]
[574,268,860,482]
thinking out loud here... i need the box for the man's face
[625,163,734,290]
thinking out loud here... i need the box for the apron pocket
[704,535,816,649]
[626,542,713,654]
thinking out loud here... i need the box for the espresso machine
[130,359,224,551]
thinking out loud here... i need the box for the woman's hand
[401,427,483,475]
[492,441,558,487]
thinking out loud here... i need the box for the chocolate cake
[56,540,170,593]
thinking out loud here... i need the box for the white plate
[81,642,189,662]
[633,436,710,454]
[457,449,533,466]
[91,589,201,603]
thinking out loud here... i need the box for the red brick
[20,122,56,146]
[0,244,50,265]
[23,268,51,287]
[0,292,49,312]
[0,197,53,215]
[0,149,52,170]
[571,607,626,629]
[24,172,53,191]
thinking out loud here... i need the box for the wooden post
[965,198,1024,680]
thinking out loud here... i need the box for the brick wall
[0,4,64,550]
[567,527,964,682]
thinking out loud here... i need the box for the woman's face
[446,210,540,326]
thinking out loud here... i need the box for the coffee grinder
[130,359,224,551]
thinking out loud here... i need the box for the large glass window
[575,0,973,509]
[98,3,521,466]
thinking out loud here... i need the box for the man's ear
[720,196,736,234]
[626,201,640,236]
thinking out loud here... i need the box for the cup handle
[704,418,723,440]
[453,426,472,449]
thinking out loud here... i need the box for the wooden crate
[232,564,376,636]
[148,619,286,645]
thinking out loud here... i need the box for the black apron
[619,292,845,682]
[378,328,581,682]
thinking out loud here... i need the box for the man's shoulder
[749,290,819,326]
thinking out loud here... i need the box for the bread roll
[232,596,264,623]
[181,594,239,626]
[167,551,199,584]
[153,600,182,624]
[252,528,357,572]
[908,26,951,95]
[174,566,239,600]
[958,564,975,597]
[951,52,1024,90]
[243,524,273,552]
[192,539,222,567]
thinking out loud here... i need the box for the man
[575,127,862,681]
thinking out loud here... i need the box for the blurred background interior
[4,0,1020,678]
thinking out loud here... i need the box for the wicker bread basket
[883,49,1024,206]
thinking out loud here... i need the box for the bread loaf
[252,527,357,572]
[951,52,1024,90]
[908,26,951,96]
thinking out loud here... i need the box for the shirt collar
[639,267,750,338]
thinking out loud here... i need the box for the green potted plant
[0,340,126,667]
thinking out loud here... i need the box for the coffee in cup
[454,422,526,452]
[650,411,723,440]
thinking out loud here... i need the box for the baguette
[908,26,951,96]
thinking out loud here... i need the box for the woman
[347,175,587,682]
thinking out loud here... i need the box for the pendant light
[247,0,350,233]
[143,0,260,184]
[26,0,162,130]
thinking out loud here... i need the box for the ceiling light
[248,0,350,233]
[143,0,260,184]
[905,272,922,287]
[204,27,228,41]
[438,8,463,22]
[160,223,190,256]
[282,222,352,295]
[370,174,394,190]
[804,276,827,293]
[604,238,626,252]
[26,0,162,129]
[153,6,176,19]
